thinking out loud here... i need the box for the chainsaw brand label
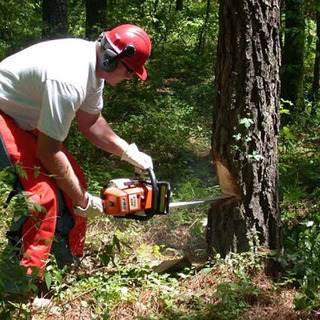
[129,194,138,210]
[121,197,127,212]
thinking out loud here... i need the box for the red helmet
[104,24,151,81]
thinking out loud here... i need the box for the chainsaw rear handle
[147,167,158,214]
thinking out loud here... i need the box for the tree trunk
[176,0,183,11]
[280,0,305,111]
[197,0,210,52]
[312,9,320,105]
[207,0,281,258]
[86,0,107,40]
[42,0,68,39]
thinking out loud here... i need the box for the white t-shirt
[0,39,104,141]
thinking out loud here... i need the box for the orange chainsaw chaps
[101,184,153,216]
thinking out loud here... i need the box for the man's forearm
[36,132,88,208]
[37,150,87,208]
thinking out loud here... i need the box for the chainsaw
[101,168,234,221]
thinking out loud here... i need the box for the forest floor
[26,215,315,320]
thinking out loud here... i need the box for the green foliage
[279,116,320,199]
[167,179,220,228]
[278,105,320,312]
[67,0,86,37]
[0,0,42,59]
[210,281,259,320]
[279,210,320,311]
[99,234,130,267]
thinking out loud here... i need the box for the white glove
[121,143,153,171]
[73,192,104,218]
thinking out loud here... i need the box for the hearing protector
[99,32,136,72]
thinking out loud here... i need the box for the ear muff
[101,48,118,72]
[99,32,137,72]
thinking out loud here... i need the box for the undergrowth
[1,109,320,319]
[277,108,320,314]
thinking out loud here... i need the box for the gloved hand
[73,192,104,218]
[121,143,153,171]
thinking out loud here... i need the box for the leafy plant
[99,235,127,267]
[210,281,259,319]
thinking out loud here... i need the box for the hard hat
[103,24,151,81]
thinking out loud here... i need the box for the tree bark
[42,0,68,39]
[176,0,183,11]
[280,0,305,111]
[208,0,281,257]
[86,0,107,40]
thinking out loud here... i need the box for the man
[0,24,153,282]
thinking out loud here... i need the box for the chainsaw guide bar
[169,194,235,208]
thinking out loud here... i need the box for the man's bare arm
[36,132,88,208]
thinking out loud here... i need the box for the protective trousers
[0,112,87,276]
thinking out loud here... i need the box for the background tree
[197,0,211,52]
[42,0,68,39]
[281,0,305,111]
[85,0,107,39]
[176,0,183,11]
[312,7,320,104]
[207,0,282,257]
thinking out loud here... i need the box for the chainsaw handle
[147,167,158,214]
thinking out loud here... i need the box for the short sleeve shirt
[0,39,104,141]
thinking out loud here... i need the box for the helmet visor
[130,63,147,81]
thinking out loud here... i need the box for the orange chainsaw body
[101,179,153,216]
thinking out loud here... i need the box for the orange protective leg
[0,113,87,276]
